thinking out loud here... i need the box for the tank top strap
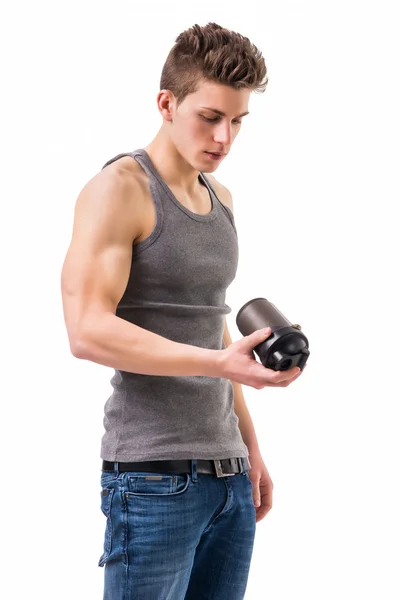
[129,148,160,181]
[101,149,158,182]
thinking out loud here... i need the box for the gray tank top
[99,148,249,462]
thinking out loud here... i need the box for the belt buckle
[213,458,243,478]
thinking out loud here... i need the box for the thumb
[248,327,271,343]
[249,475,261,507]
[253,493,261,508]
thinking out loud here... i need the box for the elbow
[70,335,90,359]
[68,316,99,359]
[68,311,111,359]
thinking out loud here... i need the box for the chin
[199,152,221,168]
[190,153,210,171]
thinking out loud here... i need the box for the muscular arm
[61,168,221,377]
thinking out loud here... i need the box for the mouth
[204,151,226,159]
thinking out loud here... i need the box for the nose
[213,121,232,146]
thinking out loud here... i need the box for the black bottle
[236,297,310,371]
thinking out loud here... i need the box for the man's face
[165,79,251,171]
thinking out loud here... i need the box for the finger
[271,366,301,384]
[255,498,272,521]
[260,367,302,388]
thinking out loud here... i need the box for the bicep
[61,172,141,349]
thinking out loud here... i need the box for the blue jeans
[98,459,256,599]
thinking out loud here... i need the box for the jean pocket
[101,471,116,486]
[126,472,190,496]
[98,488,115,567]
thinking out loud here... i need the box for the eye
[201,116,219,123]
[200,115,242,125]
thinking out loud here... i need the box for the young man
[61,22,302,600]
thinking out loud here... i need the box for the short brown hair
[160,22,268,106]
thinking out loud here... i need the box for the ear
[157,90,175,122]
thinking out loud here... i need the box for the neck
[144,127,201,195]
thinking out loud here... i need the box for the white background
[1,1,399,598]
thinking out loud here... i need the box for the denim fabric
[98,459,256,599]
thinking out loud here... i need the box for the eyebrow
[199,106,250,118]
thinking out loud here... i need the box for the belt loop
[191,459,198,483]
[113,462,119,477]
[240,457,246,473]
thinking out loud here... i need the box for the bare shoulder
[77,156,149,234]
[204,173,234,212]
[100,155,149,197]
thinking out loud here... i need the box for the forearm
[232,379,261,455]
[73,312,221,377]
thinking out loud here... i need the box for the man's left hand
[247,451,273,523]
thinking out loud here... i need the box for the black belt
[102,456,251,478]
